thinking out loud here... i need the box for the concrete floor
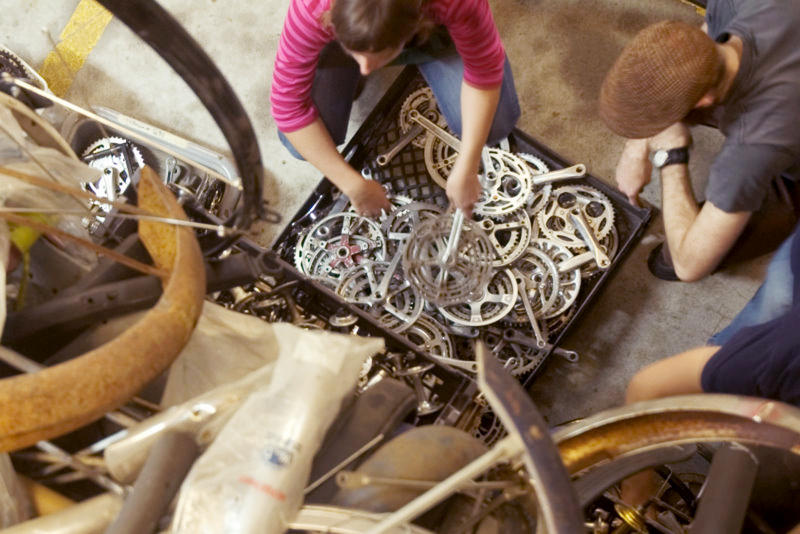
[0,0,771,426]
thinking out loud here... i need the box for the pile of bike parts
[275,68,653,394]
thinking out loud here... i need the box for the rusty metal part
[553,395,800,476]
[0,166,205,452]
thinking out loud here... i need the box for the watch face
[653,149,668,168]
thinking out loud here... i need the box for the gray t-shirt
[700,0,800,212]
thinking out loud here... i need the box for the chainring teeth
[437,268,518,327]
[399,86,446,147]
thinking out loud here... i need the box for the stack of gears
[292,88,618,379]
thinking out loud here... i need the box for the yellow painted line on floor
[676,0,706,16]
[38,0,113,97]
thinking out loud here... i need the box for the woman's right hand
[615,137,652,206]
[345,178,392,218]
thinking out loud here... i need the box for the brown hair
[598,20,721,139]
[329,0,434,52]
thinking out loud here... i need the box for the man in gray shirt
[598,0,800,282]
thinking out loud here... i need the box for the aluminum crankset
[413,110,533,216]
[481,327,548,377]
[507,245,561,324]
[477,208,533,267]
[558,222,620,278]
[402,210,494,306]
[518,152,552,217]
[528,238,581,319]
[294,212,387,281]
[399,87,446,149]
[374,87,447,168]
[380,201,444,253]
[538,184,615,249]
[335,257,423,333]
[473,148,534,217]
[438,268,518,327]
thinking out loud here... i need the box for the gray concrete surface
[0,0,772,425]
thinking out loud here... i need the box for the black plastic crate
[274,66,653,389]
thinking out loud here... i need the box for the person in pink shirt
[270,0,520,217]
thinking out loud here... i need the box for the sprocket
[335,260,424,333]
[528,238,581,319]
[399,86,446,148]
[476,208,533,267]
[437,268,518,327]
[80,136,145,209]
[294,212,387,282]
[537,184,615,248]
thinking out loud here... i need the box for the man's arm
[284,118,390,217]
[659,164,751,281]
[649,123,751,281]
[445,81,501,216]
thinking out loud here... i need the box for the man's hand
[615,138,652,206]
[445,155,482,217]
[345,178,391,217]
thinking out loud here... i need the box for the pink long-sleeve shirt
[270,0,506,133]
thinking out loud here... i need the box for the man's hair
[330,0,432,52]
[598,20,721,139]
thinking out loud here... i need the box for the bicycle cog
[402,313,455,361]
[402,212,494,306]
[336,260,424,333]
[294,212,387,281]
[474,149,533,217]
[476,208,533,267]
[438,268,518,327]
[81,136,144,209]
[537,184,615,248]
[0,44,49,91]
[399,86,446,147]
[424,133,458,189]
[506,245,561,324]
[518,152,552,217]
[529,238,581,319]
[380,201,444,251]
[482,328,548,377]
[459,394,507,446]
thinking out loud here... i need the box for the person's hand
[445,156,482,217]
[647,122,692,152]
[615,138,652,206]
[345,178,391,217]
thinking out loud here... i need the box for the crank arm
[557,251,594,273]
[501,328,579,362]
[531,163,587,186]
[428,354,479,373]
[513,272,547,349]
[408,109,462,152]
[375,123,425,166]
[93,105,242,189]
[374,246,405,301]
[408,109,496,184]
[568,209,611,269]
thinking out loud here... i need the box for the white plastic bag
[169,326,384,534]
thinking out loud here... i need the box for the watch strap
[654,146,690,168]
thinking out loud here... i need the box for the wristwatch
[651,146,690,169]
